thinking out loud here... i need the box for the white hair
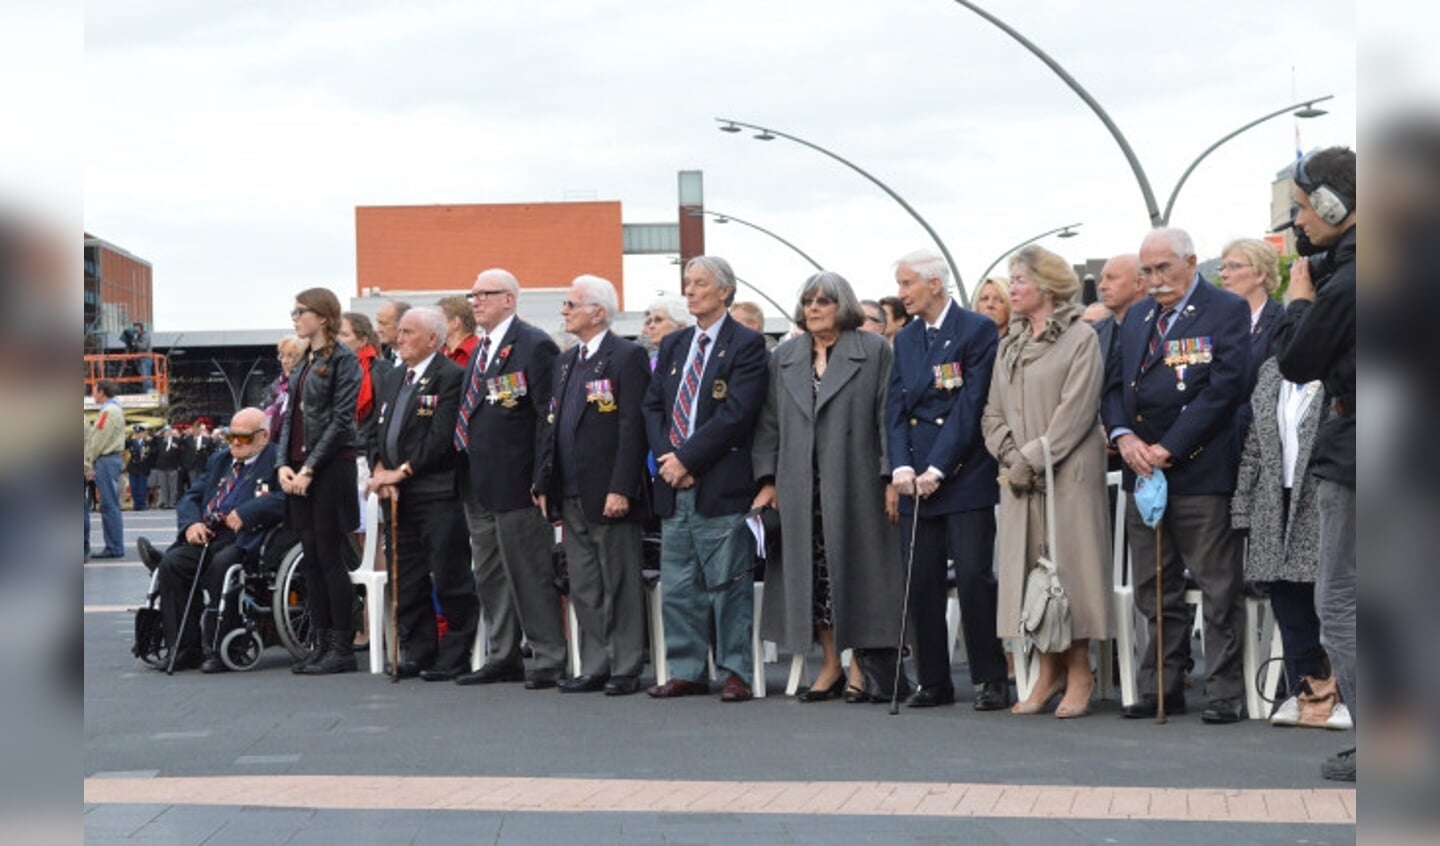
[894,249,950,285]
[647,294,694,328]
[571,274,619,325]
[403,306,448,351]
[474,268,520,296]
[1144,227,1196,259]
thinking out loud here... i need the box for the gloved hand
[1005,461,1037,493]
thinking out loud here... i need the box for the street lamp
[689,209,824,271]
[951,1,1332,226]
[716,116,969,306]
[975,223,1083,288]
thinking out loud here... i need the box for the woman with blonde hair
[1219,237,1284,438]
[982,245,1111,717]
[973,276,1012,337]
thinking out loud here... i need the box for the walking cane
[890,490,923,716]
[388,493,401,682]
[1154,523,1166,725]
[167,541,210,675]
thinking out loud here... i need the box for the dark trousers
[287,459,359,631]
[562,497,646,678]
[394,495,479,671]
[1265,580,1326,687]
[128,471,149,511]
[1126,494,1245,703]
[158,540,246,654]
[900,507,1007,689]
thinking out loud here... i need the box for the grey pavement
[85,509,1355,844]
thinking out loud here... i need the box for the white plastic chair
[351,492,389,675]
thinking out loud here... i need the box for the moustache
[1148,284,1177,296]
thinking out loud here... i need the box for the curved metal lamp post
[691,209,824,271]
[717,117,968,305]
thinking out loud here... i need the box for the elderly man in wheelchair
[135,407,286,673]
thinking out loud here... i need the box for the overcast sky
[84,0,1360,331]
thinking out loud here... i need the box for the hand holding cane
[890,490,923,716]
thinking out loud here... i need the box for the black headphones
[1294,151,1352,226]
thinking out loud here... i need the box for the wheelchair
[132,527,360,671]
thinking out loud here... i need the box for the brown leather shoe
[646,678,709,698]
[720,674,753,702]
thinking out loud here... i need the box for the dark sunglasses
[221,429,264,445]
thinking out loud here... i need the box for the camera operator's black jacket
[1276,225,1355,488]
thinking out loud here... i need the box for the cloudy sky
[84,0,1359,331]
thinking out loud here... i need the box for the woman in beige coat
[982,245,1111,718]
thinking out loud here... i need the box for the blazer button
[909,418,917,426]
[935,417,945,426]
[1136,414,1144,422]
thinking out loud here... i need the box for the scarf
[1000,303,1081,376]
[355,344,378,421]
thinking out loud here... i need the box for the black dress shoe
[797,677,846,702]
[157,649,202,672]
[604,675,641,696]
[1201,699,1244,724]
[906,685,956,708]
[455,663,525,686]
[419,667,460,682]
[1121,693,1188,719]
[393,661,423,679]
[973,681,1012,712]
[558,673,609,693]
[524,673,559,690]
[92,550,125,560]
[200,655,228,674]
[136,537,162,573]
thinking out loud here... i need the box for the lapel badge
[711,379,728,401]
[1144,307,1155,323]
[1184,304,1196,317]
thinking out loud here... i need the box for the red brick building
[355,201,626,307]
[84,232,153,352]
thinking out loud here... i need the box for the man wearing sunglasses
[143,407,286,672]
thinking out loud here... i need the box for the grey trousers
[154,469,179,509]
[658,490,753,684]
[1315,479,1357,721]
[463,498,567,676]
[561,498,646,678]
[1125,493,1245,704]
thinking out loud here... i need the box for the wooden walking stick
[388,492,401,682]
[1154,523,1166,725]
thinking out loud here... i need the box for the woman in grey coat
[752,271,907,702]
[1231,355,1331,694]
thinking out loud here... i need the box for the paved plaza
[85,509,1355,845]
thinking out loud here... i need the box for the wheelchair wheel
[272,542,312,659]
[219,628,264,671]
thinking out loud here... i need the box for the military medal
[586,379,617,412]
[932,361,963,390]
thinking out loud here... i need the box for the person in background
[437,294,479,368]
[153,426,183,509]
[878,295,909,344]
[1090,253,1146,371]
[126,426,153,511]
[642,295,694,371]
[860,299,887,336]
[973,276,1012,338]
[374,299,411,365]
[1218,238,1284,441]
[731,300,776,351]
[85,380,127,559]
[264,336,309,442]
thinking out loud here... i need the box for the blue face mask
[1133,468,1168,528]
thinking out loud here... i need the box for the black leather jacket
[279,342,361,472]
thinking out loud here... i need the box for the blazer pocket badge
[586,379,617,412]
[711,379,728,401]
[932,362,963,391]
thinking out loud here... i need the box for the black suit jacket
[642,315,768,519]
[1235,297,1284,442]
[459,318,559,513]
[174,443,286,557]
[1101,277,1250,495]
[372,354,463,501]
[535,333,652,524]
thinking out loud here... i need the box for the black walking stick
[388,493,401,682]
[167,541,210,675]
[890,490,923,716]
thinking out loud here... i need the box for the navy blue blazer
[535,332,652,524]
[642,315,768,519]
[1101,277,1250,495]
[459,318,559,514]
[174,442,286,557]
[1235,297,1284,442]
[885,300,1000,516]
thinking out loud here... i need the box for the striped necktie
[454,353,485,451]
[1145,308,1176,369]
[204,460,244,525]
[669,334,710,447]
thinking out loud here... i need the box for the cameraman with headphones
[1274,146,1356,782]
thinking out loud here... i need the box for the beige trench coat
[982,318,1113,641]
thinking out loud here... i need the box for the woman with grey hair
[753,271,909,703]
[642,295,693,370]
[982,244,1111,717]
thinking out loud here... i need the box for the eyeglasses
[289,307,314,319]
[643,315,671,325]
[863,312,884,324]
[1138,260,1176,278]
[561,300,597,311]
[222,429,264,446]
[466,289,509,302]
[801,295,836,308]
[1219,261,1253,273]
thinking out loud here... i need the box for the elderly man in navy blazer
[642,256,768,702]
[367,307,477,681]
[148,407,285,672]
[453,268,567,689]
[1102,227,1251,723]
[886,249,1010,711]
[535,275,652,696]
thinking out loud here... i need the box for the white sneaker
[1325,703,1353,730]
[1270,695,1301,726]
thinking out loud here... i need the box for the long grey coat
[752,330,902,653]
[1231,357,1328,583]
[982,318,1112,641]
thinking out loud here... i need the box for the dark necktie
[578,344,588,364]
[1145,308,1176,369]
[669,334,710,447]
[925,326,939,349]
[205,460,244,525]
